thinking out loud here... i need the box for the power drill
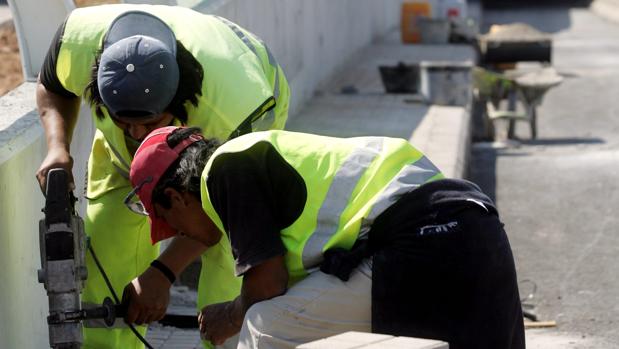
[38,169,124,348]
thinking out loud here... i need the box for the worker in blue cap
[35,4,289,348]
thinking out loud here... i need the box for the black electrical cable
[88,243,154,349]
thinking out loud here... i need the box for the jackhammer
[38,169,126,348]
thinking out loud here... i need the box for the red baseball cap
[129,126,204,244]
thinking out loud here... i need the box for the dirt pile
[0,0,122,97]
[0,21,22,96]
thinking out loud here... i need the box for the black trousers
[371,207,525,349]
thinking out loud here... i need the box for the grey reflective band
[215,16,280,100]
[108,142,131,171]
[107,143,131,179]
[215,16,259,57]
[81,302,129,329]
[263,45,280,99]
[364,155,441,225]
[112,162,130,180]
[303,151,441,269]
[302,138,385,269]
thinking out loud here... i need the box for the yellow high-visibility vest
[201,131,444,284]
[57,4,289,199]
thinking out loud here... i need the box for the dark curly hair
[85,40,204,123]
[152,127,222,209]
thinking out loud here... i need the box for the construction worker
[126,126,525,349]
[34,4,289,348]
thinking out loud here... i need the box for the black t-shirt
[206,141,307,276]
[39,19,78,98]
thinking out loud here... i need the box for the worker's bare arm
[199,255,288,345]
[35,76,80,191]
[237,254,288,317]
[123,237,208,325]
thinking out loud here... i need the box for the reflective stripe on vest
[200,131,443,281]
[302,151,441,269]
[112,162,129,180]
[302,138,385,269]
[215,16,280,132]
[108,142,131,180]
[359,155,442,235]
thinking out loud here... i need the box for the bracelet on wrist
[150,259,176,284]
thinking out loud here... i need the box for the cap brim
[104,11,177,55]
[149,215,177,244]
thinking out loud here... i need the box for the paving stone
[298,331,448,349]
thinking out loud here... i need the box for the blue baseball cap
[98,11,179,118]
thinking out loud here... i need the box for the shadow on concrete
[519,137,605,146]
[468,146,499,202]
[287,94,429,140]
[482,2,592,34]
[483,0,592,9]
[468,146,534,204]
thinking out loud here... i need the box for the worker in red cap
[125,126,525,349]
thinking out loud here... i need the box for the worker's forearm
[156,236,208,277]
[36,78,80,150]
[228,256,288,326]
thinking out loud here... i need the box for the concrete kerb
[0,83,41,165]
[289,31,477,179]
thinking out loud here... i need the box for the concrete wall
[201,0,402,116]
[0,83,95,349]
[0,0,402,347]
[0,84,49,349]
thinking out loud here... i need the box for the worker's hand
[123,266,172,325]
[36,147,74,194]
[198,301,241,346]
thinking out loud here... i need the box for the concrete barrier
[201,0,402,116]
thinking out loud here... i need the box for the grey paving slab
[297,331,448,349]
[287,94,428,140]
[146,325,202,349]
[364,336,448,349]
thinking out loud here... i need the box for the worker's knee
[243,300,272,334]
[239,301,272,348]
[239,300,300,349]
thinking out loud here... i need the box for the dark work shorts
[371,207,525,349]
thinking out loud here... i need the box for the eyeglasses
[124,176,153,216]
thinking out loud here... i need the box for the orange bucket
[401,2,432,44]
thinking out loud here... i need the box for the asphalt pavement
[471,3,619,348]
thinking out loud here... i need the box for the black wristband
[150,260,176,284]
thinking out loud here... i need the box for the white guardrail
[0,0,402,347]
